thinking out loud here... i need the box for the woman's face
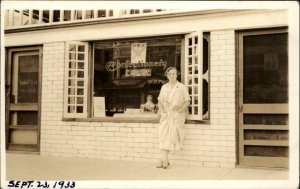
[167,69,178,83]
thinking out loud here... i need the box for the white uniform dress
[157,81,190,151]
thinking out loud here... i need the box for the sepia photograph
[0,1,299,189]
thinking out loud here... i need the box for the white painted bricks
[40,30,236,168]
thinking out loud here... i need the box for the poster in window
[93,97,106,117]
[131,43,147,63]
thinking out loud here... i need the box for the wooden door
[6,47,42,153]
[238,28,289,168]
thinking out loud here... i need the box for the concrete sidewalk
[5,153,288,181]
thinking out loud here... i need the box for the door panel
[238,29,288,168]
[6,47,42,152]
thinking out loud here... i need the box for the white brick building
[3,2,298,170]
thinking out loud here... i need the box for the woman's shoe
[163,161,170,169]
[156,160,163,168]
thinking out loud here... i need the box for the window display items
[140,95,157,113]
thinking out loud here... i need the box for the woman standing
[157,67,190,169]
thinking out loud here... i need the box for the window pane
[194,96,198,105]
[187,77,192,85]
[68,88,75,95]
[78,45,85,52]
[188,67,192,75]
[69,44,76,51]
[194,36,198,45]
[194,66,198,74]
[68,97,75,104]
[94,36,182,116]
[78,53,84,60]
[77,71,84,78]
[194,46,197,55]
[245,146,288,157]
[69,53,76,60]
[193,86,198,94]
[78,62,84,69]
[188,57,192,65]
[189,38,192,46]
[69,70,76,78]
[18,55,39,103]
[243,33,288,103]
[194,77,198,84]
[194,56,198,65]
[77,97,83,104]
[17,111,38,125]
[244,114,288,125]
[68,106,76,113]
[68,79,76,86]
[69,61,76,69]
[77,88,84,95]
[77,106,83,113]
[244,130,288,140]
[77,80,84,86]
[188,48,192,55]
[194,106,198,114]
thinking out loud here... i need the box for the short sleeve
[183,85,190,102]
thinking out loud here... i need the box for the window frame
[64,41,89,118]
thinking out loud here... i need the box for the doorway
[237,28,289,168]
[6,47,42,153]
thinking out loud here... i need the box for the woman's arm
[177,101,190,113]
[158,100,166,113]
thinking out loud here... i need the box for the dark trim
[5,9,254,34]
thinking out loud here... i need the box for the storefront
[3,7,292,169]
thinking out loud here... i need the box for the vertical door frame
[6,46,43,153]
[237,27,288,167]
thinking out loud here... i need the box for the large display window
[93,36,182,117]
[64,33,209,120]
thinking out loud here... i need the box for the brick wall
[40,30,236,168]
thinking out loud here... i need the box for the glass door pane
[243,33,288,104]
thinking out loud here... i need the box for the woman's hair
[164,67,180,77]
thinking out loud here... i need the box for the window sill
[62,115,160,123]
[62,114,210,124]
